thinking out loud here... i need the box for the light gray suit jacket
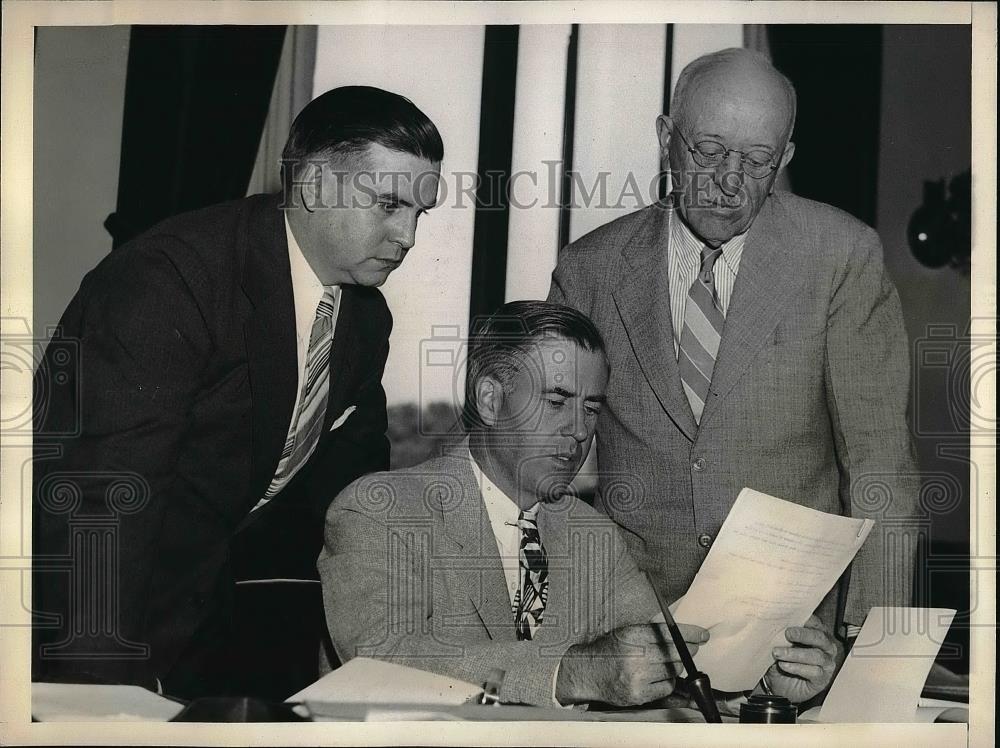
[548,191,919,628]
[318,444,660,706]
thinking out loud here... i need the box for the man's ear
[475,375,504,428]
[296,161,336,213]
[656,114,674,152]
[779,141,796,170]
[656,115,676,182]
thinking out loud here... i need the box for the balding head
[672,48,797,141]
[657,48,798,247]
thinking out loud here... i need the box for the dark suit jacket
[548,191,919,631]
[32,194,391,696]
[319,444,661,707]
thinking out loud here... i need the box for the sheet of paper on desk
[287,657,481,706]
[671,487,873,691]
[818,607,958,723]
[31,682,184,721]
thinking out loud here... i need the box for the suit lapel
[242,196,298,504]
[438,451,517,642]
[700,195,806,426]
[535,499,569,640]
[612,203,698,441]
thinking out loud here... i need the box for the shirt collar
[284,214,333,325]
[670,208,748,273]
[468,448,523,523]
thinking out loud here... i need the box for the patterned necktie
[264,286,339,500]
[512,503,548,641]
[678,246,726,424]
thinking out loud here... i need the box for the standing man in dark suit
[549,49,917,701]
[32,86,443,697]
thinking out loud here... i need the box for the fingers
[773,621,838,691]
[647,622,709,646]
[802,614,824,630]
[772,643,832,668]
[784,624,838,658]
[676,623,711,644]
[616,623,672,648]
[637,655,684,702]
[612,624,701,664]
[647,624,704,662]
[610,676,676,708]
[774,660,827,684]
[627,639,700,664]
[563,639,681,707]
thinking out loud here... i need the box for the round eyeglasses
[674,127,780,180]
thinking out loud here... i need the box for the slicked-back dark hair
[462,301,607,431]
[281,85,443,187]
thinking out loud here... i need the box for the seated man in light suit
[319,301,709,707]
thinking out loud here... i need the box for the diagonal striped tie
[678,246,726,424]
[512,503,548,641]
[263,286,340,501]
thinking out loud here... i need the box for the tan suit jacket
[318,444,660,706]
[548,191,920,628]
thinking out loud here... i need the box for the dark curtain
[468,25,520,327]
[767,25,882,227]
[106,25,286,248]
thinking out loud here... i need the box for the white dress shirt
[254,217,342,508]
[468,451,522,606]
[468,450,573,706]
[666,209,747,355]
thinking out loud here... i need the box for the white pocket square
[329,405,357,431]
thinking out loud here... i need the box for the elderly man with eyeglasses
[549,48,919,705]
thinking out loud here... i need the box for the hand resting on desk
[555,623,710,706]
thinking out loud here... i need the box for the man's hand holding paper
[766,614,843,702]
[670,488,873,694]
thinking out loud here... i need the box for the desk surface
[301,701,716,723]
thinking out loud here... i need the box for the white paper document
[31,682,184,722]
[287,657,481,706]
[672,487,873,691]
[817,606,958,723]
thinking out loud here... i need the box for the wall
[312,25,484,409]
[876,25,972,545]
[567,24,668,243]
[504,24,570,303]
[505,23,744,296]
[33,26,130,336]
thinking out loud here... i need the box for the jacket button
[698,533,713,548]
[692,458,706,472]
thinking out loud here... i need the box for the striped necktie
[512,503,548,641]
[263,286,339,500]
[678,246,726,424]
